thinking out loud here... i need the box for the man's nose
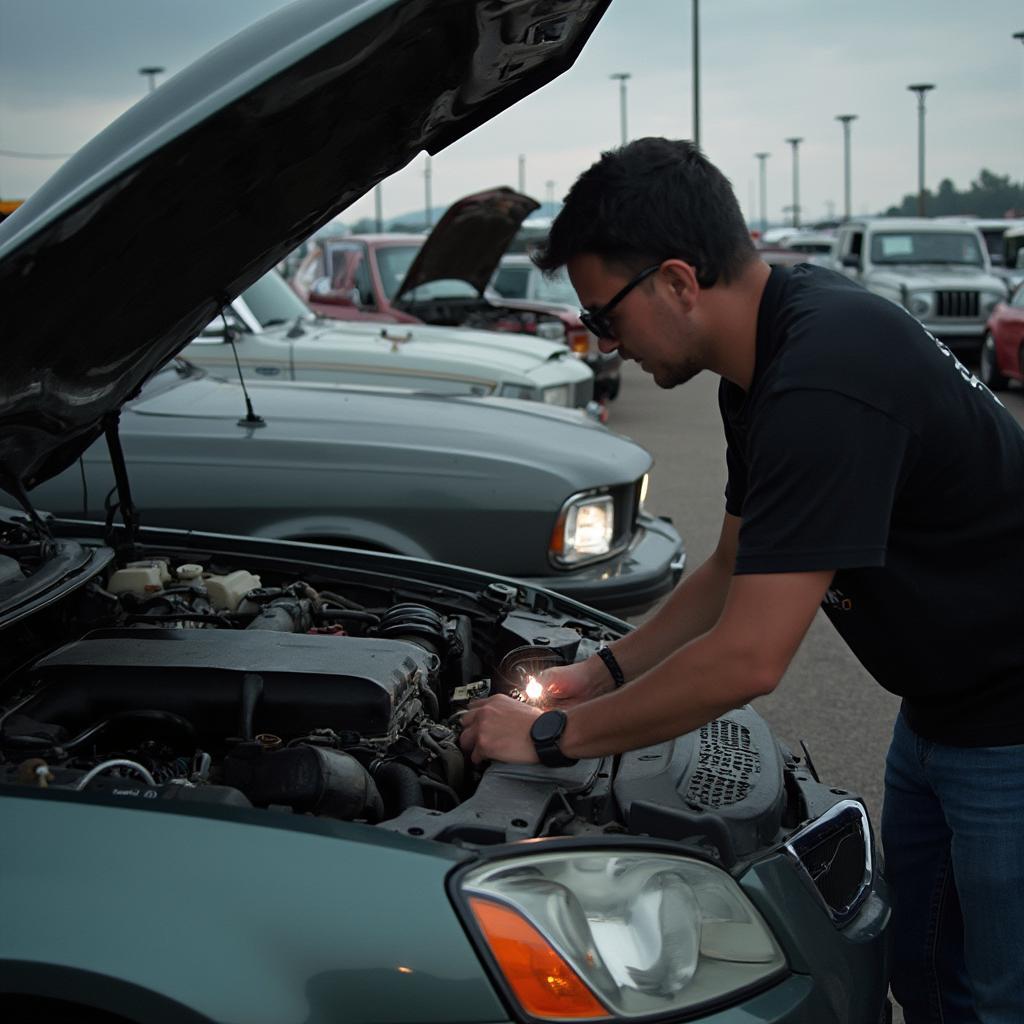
[597,336,619,354]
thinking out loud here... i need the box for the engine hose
[372,761,424,813]
[317,610,381,626]
[418,775,461,808]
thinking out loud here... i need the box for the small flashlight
[524,676,544,702]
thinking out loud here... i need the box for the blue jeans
[882,712,1024,1023]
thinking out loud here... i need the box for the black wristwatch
[530,710,578,767]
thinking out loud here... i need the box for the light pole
[609,72,631,146]
[545,180,556,213]
[518,154,526,194]
[138,66,165,93]
[835,114,857,222]
[423,156,432,228]
[754,152,770,236]
[785,137,803,229]
[374,183,383,232]
[691,0,700,149]
[907,84,934,217]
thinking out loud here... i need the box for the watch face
[532,710,566,744]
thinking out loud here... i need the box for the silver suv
[831,217,1007,355]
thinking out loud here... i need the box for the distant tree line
[885,169,1024,218]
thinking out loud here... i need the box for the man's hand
[540,660,615,708]
[458,694,543,765]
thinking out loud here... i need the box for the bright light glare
[570,501,613,555]
[525,678,544,701]
[639,473,650,508]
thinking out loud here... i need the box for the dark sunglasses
[579,263,661,340]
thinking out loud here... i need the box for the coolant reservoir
[107,560,172,596]
[176,564,204,581]
[205,570,262,611]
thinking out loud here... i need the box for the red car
[289,188,617,400]
[980,282,1024,391]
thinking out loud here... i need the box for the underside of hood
[0,0,611,495]
[394,186,539,300]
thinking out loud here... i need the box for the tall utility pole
[835,114,857,221]
[691,0,700,148]
[423,156,433,228]
[907,84,935,217]
[754,152,770,236]
[785,137,803,229]
[518,154,526,194]
[609,73,631,146]
[138,66,165,93]
[545,180,556,211]
[374,183,383,232]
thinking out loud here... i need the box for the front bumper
[519,513,684,617]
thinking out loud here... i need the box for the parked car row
[289,187,623,403]
[0,1,890,1021]
[184,267,598,412]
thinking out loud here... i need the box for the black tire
[979,332,1008,392]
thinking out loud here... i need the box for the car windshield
[242,271,314,327]
[376,244,478,301]
[869,231,984,267]
[493,263,580,305]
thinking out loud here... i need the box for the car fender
[251,514,432,559]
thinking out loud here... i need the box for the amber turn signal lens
[468,897,608,1020]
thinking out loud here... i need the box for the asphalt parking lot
[613,358,1024,831]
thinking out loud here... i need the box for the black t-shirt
[720,264,1024,746]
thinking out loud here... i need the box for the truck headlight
[537,321,568,341]
[981,290,1004,316]
[549,493,614,565]
[542,385,571,407]
[907,291,933,317]
[500,383,540,402]
[457,850,785,1020]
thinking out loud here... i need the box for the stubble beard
[652,356,702,389]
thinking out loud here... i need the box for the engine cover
[22,627,433,741]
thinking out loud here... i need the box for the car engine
[0,543,869,913]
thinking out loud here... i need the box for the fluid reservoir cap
[176,564,205,580]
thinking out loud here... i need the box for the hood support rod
[102,411,140,556]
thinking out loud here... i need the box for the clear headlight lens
[550,493,614,565]
[500,383,540,401]
[907,292,933,317]
[981,290,1005,316]
[460,851,785,1020]
[542,385,571,406]
[537,321,568,341]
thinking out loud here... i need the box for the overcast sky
[1,0,1022,228]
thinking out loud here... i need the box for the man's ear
[660,259,699,307]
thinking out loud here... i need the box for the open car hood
[0,0,611,495]
[394,186,539,300]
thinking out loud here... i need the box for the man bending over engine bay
[458,138,1024,1024]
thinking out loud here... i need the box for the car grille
[934,290,980,318]
[785,800,872,927]
[572,377,595,407]
[685,719,761,808]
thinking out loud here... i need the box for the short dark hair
[533,138,755,288]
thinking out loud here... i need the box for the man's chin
[652,363,700,389]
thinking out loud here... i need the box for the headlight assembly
[907,291,933,317]
[457,850,786,1021]
[500,383,541,402]
[981,290,1004,317]
[542,385,571,407]
[549,492,614,566]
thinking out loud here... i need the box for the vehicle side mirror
[841,253,861,269]
[310,276,360,306]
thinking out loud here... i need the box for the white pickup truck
[830,217,1007,355]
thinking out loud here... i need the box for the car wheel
[979,332,1008,392]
